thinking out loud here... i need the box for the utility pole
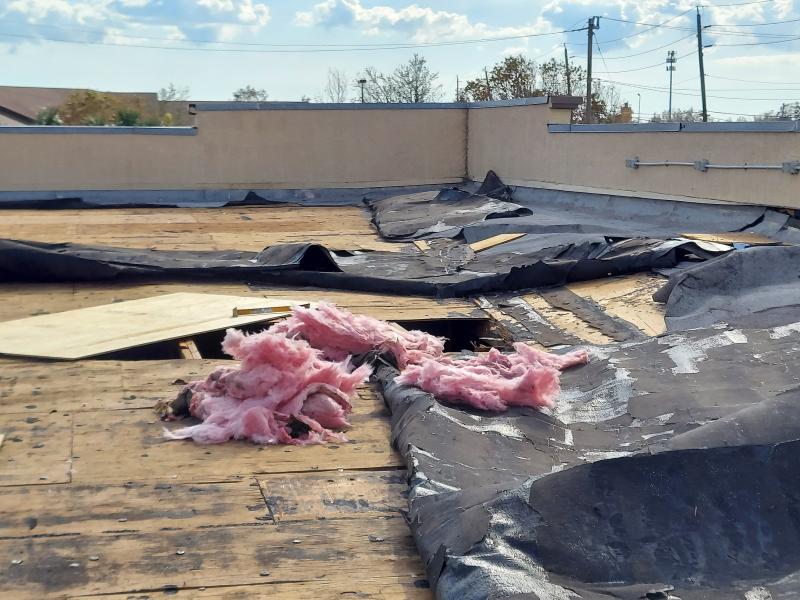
[585,16,600,124]
[696,7,708,122]
[456,76,460,102]
[564,44,572,96]
[484,67,492,101]
[666,50,677,120]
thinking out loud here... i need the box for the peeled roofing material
[655,245,800,331]
[165,303,587,444]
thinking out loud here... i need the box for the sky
[1,0,799,119]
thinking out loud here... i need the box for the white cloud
[295,0,555,43]
[2,0,272,45]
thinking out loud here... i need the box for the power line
[708,74,800,85]
[0,25,588,53]
[588,32,695,60]
[714,35,800,46]
[709,16,800,27]
[16,20,587,48]
[593,49,697,74]
[700,0,775,7]
[597,77,799,101]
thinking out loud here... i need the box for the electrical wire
[597,77,800,101]
[593,49,698,74]
[713,35,800,46]
[708,74,800,85]
[700,0,775,7]
[587,32,695,60]
[0,25,588,53]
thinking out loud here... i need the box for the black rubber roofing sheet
[655,245,800,332]
[372,320,800,599]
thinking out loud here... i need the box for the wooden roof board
[0,292,302,360]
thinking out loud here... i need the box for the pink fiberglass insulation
[273,302,588,411]
[164,328,371,445]
[165,302,588,445]
[395,344,589,412]
[270,302,444,368]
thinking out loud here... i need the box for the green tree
[35,107,62,125]
[115,109,141,126]
[58,90,122,125]
[232,86,269,101]
[462,55,539,101]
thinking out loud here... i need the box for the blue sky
[1,0,798,119]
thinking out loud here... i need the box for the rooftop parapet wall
[0,102,475,192]
[0,97,797,209]
[468,106,800,209]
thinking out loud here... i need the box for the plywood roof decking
[0,358,428,598]
[0,206,399,251]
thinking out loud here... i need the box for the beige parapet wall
[1,99,798,208]
[468,104,800,209]
[0,104,467,191]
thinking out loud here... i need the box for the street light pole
[636,92,641,123]
[358,78,367,103]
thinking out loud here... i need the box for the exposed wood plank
[0,293,298,360]
[71,402,400,484]
[1,511,423,599]
[0,359,225,415]
[567,273,667,337]
[413,240,430,252]
[469,232,526,252]
[178,339,202,360]
[523,292,613,345]
[0,412,72,486]
[682,231,776,245]
[258,469,407,523]
[0,480,265,538]
[69,576,432,599]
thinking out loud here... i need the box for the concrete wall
[0,104,467,192]
[468,106,800,208]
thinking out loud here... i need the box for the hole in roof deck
[88,318,494,360]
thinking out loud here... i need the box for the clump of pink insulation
[165,329,371,445]
[165,302,587,445]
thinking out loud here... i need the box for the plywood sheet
[469,233,526,252]
[0,293,304,360]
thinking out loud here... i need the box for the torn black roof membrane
[0,237,725,298]
[373,322,800,599]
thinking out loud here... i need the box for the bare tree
[357,54,441,103]
[324,68,350,103]
[158,83,190,102]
